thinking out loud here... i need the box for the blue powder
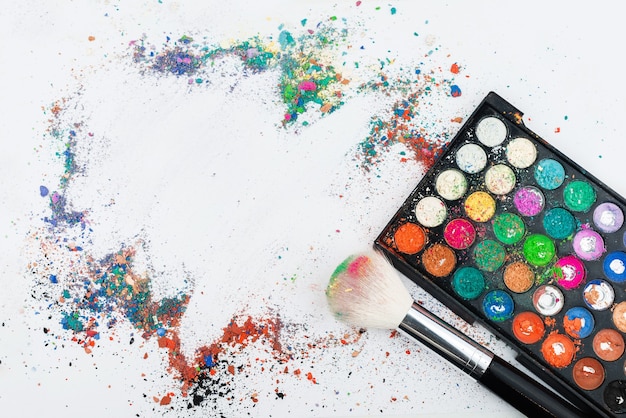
[563,307,594,338]
[603,251,626,282]
[534,158,565,190]
[482,290,514,322]
[543,207,576,239]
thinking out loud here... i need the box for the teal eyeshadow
[452,267,485,300]
[534,158,565,190]
[543,207,576,239]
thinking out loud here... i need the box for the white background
[1,1,625,417]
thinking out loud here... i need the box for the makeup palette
[375,92,625,417]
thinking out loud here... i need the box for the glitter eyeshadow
[414,196,447,227]
[563,307,595,339]
[542,207,576,240]
[506,137,537,168]
[482,289,514,322]
[573,229,605,261]
[534,158,565,190]
[492,213,525,245]
[421,244,456,277]
[503,261,534,293]
[583,279,615,311]
[593,202,624,233]
[443,218,476,250]
[435,169,468,200]
[564,180,596,212]
[513,186,544,217]
[484,164,516,195]
[553,255,586,290]
[464,191,496,222]
[572,357,605,391]
[452,267,485,300]
[604,251,626,283]
[523,234,555,267]
[475,116,507,147]
[455,143,487,174]
[541,332,575,368]
[612,301,626,332]
[473,240,506,272]
[512,311,545,344]
[593,329,625,362]
[533,285,564,316]
[393,222,426,254]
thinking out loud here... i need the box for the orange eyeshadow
[393,222,426,254]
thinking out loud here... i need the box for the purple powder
[593,202,624,233]
[514,186,545,217]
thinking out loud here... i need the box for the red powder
[541,332,576,368]
[450,63,460,74]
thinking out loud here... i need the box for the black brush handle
[399,303,592,418]
[480,355,589,418]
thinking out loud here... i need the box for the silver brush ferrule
[398,302,494,379]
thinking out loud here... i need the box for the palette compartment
[375,92,626,417]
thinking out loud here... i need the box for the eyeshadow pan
[512,311,545,344]
[414,196,447,227]
[563,307,595,339]
[475,116,507,147]
[435,169,468,200]
[464,191,495,222]
[484,164,516,195]
[593,328,625,362]
[523,234,555,267]
[564,180,597,212]
[541,332,575,368]
[443,218,476,250]
[553,255,586,290]
[583,279,615,311]
[604,251,626,282]
[573,357,605,391]
[542,207,576,240]
[473,240,505,272]
[456,143,487,174]
[492,213,525,245]
[513,186,544,217]
[393,222,426,254]
[532,285,564,316]
[594,202,624,233]
[421,244,456,277]
[482,289,514,322]
[573,229,605,261]
[506,137,537,168]
[503,261,534,293]
[452,266,485,300]
[534,158,565,190]
[374,92,626,416]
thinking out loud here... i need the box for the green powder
[452,267,485,300]
[493,213,525,245]
[473,240,506,272]
[563,180,596,212]
[523,234,556,266]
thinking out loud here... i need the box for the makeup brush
[326,250,589,418]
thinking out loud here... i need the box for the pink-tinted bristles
[326,251,413,329]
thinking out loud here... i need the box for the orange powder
[541,332,576,368]
[394,222,426,254]
[512,311,545,344]
[422,244,456,277]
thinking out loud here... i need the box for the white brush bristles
[326,250,414,329]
